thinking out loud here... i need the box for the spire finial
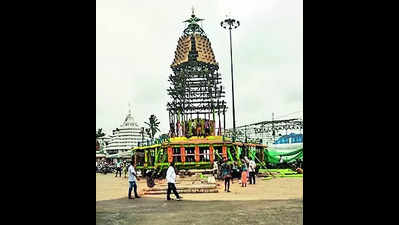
[128,102,131,114]
[183,7,204,35]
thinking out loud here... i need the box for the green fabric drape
[264,148,303,164]
[249,148,256,160]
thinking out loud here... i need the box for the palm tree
[96,139,100,151]
[145,114,161,141]
[96,128,107,152]
[96,128,106,138]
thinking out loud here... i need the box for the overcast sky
[96,0,303,136]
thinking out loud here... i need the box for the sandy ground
[96,173,303,225]
[96,173,303,201]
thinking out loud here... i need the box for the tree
[145,114,161,141]
[159,133,169,139]
[96,128,106,138]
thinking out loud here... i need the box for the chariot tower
[167,10,227,137]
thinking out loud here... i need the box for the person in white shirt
[248,159,257,184]
[279,156,284,169]
[115,160,122,177]
[128,161,141,199]
[166,161,181,201]
[213,161,218,178]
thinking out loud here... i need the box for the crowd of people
[96,159,181,201]
[96,160,113,174]
[96,159,129,178]
[114,160,130,178]
[125,160,181,201]
[98,156,302,201]
[124,156,259,200]
[216,156,257,192]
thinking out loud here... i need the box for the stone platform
[142,173,218,195]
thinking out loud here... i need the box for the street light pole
[229,28,236,137]
[221,17,240,141]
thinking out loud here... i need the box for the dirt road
[96,173,303,225]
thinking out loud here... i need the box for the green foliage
[96,128,105,138]
[145,114,161,141]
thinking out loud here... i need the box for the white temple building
[105,108,150,156]
[97,135,111,151]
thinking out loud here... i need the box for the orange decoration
[180,145,185,163]
[167,146,173,163]
[209,145,214,164]
[195,145,200,162]
[222,145,227,160]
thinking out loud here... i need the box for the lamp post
[221,17,240,141]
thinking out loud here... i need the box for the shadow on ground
[96,197,303,225]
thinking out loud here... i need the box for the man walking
[249,158,256,184]
[128,161,141,199]
[115,160,122,177]
[221,160,232,192]
[166,161,182,201]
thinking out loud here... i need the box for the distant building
[105,108,150,155]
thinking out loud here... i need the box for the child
[123,161,128,178]
[241,162,248,187]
